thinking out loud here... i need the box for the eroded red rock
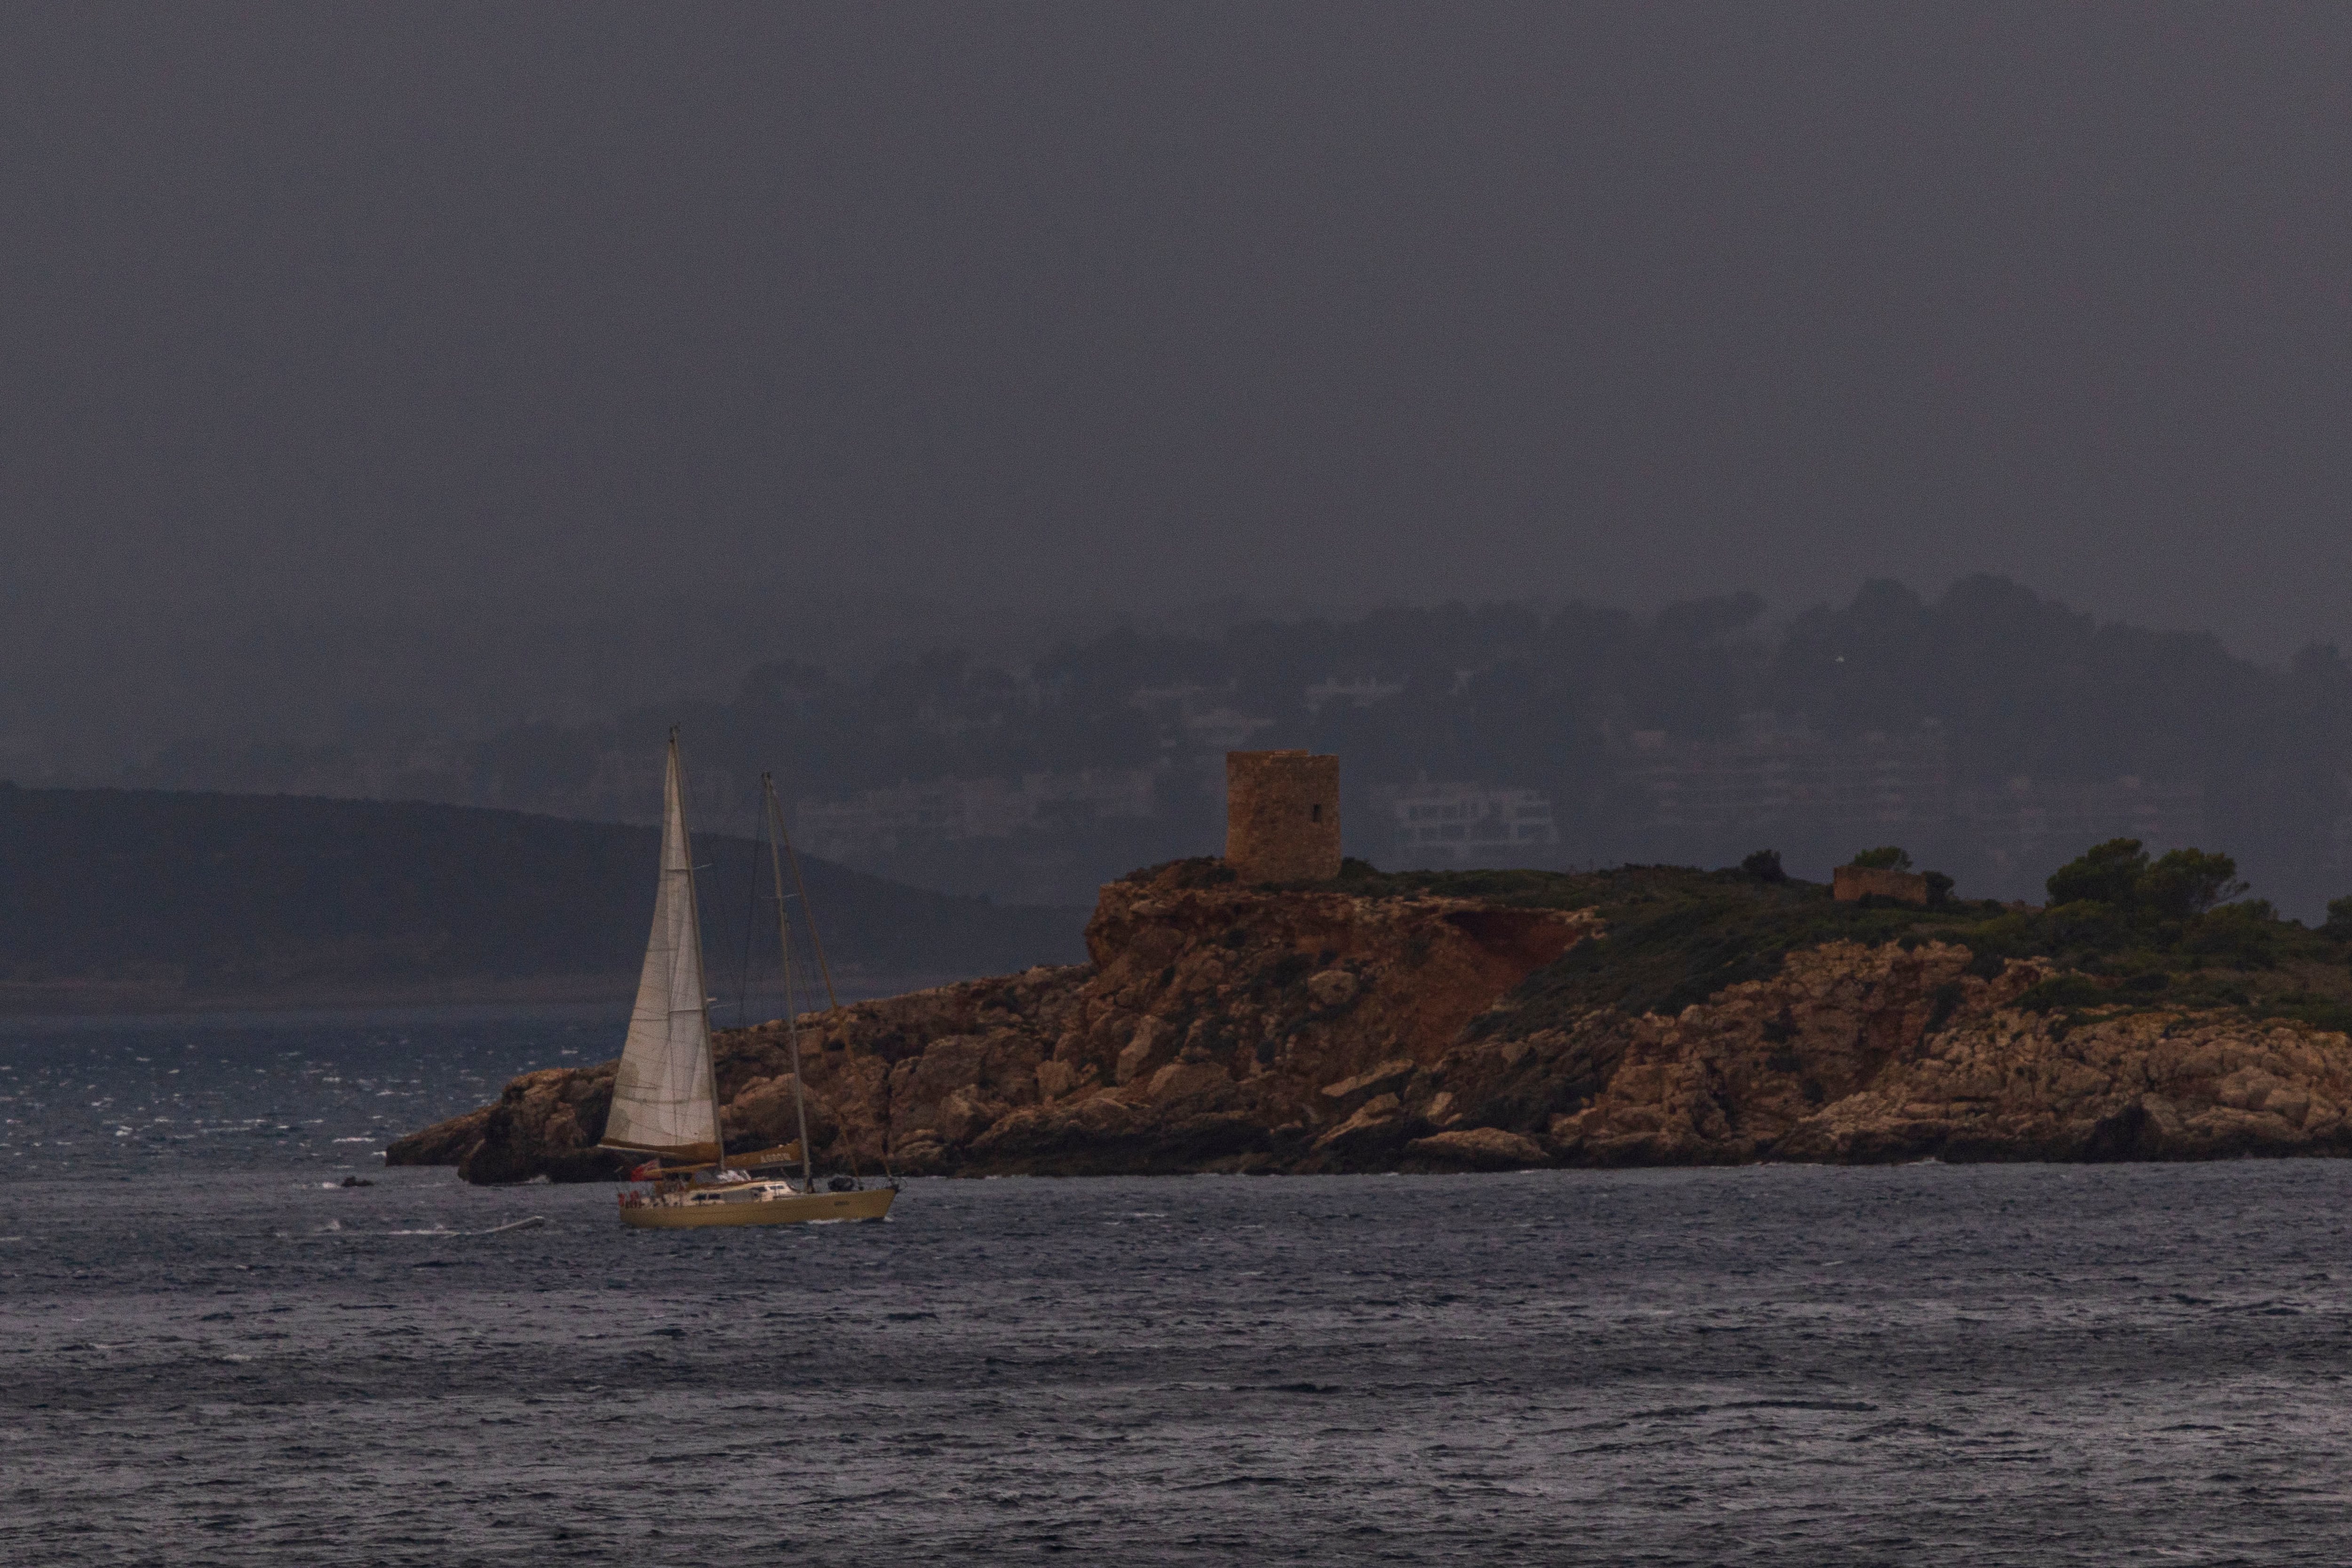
[395,861,1591,1180]
[391,862,2352,1180]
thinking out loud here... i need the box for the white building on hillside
[1382,781,1558,869]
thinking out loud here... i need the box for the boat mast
[776,783,843,1013]
[672,728,725,1173]
[764,774,815,1189]
[773,787,890,1184]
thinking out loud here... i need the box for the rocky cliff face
[389,861,2352,1181]
[391,860,1590,1180]
[1400,940,2352,1165]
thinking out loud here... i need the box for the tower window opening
[1311,804,1322,822]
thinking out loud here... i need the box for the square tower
[1225,750,1342,882]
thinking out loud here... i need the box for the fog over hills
[65,577,2352,923]
[7,7,2352,745]
[5,9,2350,923]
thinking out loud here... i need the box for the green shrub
[1344,844,2329,1039]
[1851,846,1912,871]
[2040,899,2128,956]
[1965,911,2034,958]
[2257,995,2352,1035]
[2046,838,2149,907]
[2183,900,2279,968]
[2016,973,2110,1012]
[2323,896,2352,941]
[2044,838,2245,920]
[2137,849,2247,919]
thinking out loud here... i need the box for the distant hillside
[0,785,1086,1012]
[119,578,2352,915]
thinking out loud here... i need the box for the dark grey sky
[6,3,2349,660]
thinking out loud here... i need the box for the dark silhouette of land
[0,785,1084,1013]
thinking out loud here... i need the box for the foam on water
[5,1008,2352,1564]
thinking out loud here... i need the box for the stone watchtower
[1224,750,1342,882]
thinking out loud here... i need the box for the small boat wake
[383,1216,548,1238]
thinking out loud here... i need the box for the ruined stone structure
[1225,750,1342,882]
[1832,865,1931,905]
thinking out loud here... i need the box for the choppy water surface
[6,1009,2352,1565]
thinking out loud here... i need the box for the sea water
[5,1006,2352,1565]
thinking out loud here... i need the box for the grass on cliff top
[1304,858,2352,1036]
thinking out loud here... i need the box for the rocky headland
[392,853,2352,1180]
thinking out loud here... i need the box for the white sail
[600,736,720,1159]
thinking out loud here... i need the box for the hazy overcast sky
[5,3,2348,656]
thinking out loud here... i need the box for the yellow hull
[619,1186,896,1229]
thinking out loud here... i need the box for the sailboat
[604,729,896,1228]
